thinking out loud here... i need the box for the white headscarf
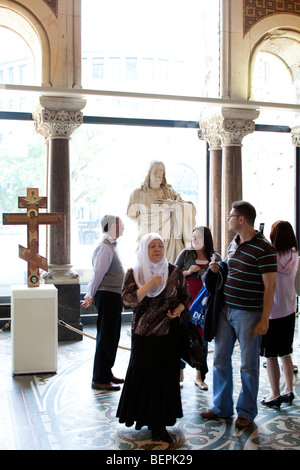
[133,232,169,297]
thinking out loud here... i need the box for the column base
[42,266,82,341]
[55,283,83,341]
[42,264,79,284]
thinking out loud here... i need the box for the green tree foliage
[0,124,46,214]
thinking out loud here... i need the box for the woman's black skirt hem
[116,330,182,430]
[260,312,295,358]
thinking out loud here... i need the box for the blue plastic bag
[189,285,210,330]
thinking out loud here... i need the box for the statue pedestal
[11,285,58,375]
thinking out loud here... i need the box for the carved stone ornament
[33,96,86,139]
[198,127,222,150]
[199,108,259,147]
[291,125,300,147]
[220,118,255,146]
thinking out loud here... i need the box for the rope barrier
[0,322,10,334]
[58,320,131,351]
[57,319,219,354]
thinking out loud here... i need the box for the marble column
[219,108,259,254]
[198,125,222,255]
[200,108,259,257]
[33,96,86,340]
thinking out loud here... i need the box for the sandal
[194,379,208,390]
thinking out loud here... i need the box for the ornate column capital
[32,96,86,139]
[200,108,260,147]
[291,125,300,147]
[198,114,222,150]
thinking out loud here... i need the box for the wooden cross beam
[2,188,63,287]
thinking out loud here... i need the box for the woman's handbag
[179,310,208,371]
[189,285,210,334]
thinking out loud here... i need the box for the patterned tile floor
[0,317,299,451]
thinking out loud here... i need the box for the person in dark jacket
[202,261,228,342]
[200,201,277,430]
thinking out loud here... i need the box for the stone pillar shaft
[198,125,223,254]
[209,148,222,255]
[49,137,71,266]
[33,96,86,340]
[222,145,242,252]
[200,108,259,257]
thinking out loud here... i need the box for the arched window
[73,0,220,276]
[242,30,299,237]
[0,26,45,296]
[250,29,300,116]
[81,0,221,114]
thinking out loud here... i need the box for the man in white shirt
[82,215,125,391]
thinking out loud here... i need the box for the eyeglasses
[227,214,241,220]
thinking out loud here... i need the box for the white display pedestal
[11,284,58,375]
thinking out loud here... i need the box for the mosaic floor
[0,317,300,452]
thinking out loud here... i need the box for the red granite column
[199,121,222,255]
[48,137,71,266]
[221,145,242,252]
[33,96,86,340]
[210,148,223,255]
[200,109,259,257]
[219,108,259,255]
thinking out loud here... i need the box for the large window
[253,51,299,125]
[0,26,42,297]
[248,48,298,237]
[0,4,299,301]
[0,120,46,296]
[81,0,221,118]
[70,124,207,291]
[242,130,295,238]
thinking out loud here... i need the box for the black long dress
[116,264,190,431]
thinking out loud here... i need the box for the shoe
[261,396,282,408]
[91,382,120,391]
[200,409,219,419]
[293,365,298,374]
[111,376,124,384]
[281,392,295,405]
[151,428,173,443]
[159,429,173,443]
[194,379,208,390]
[235,417,252,430]
[151,430,161,441]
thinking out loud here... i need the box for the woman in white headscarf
[117,233,190,443]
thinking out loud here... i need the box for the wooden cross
[2,188,63,287]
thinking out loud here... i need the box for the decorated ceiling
[244,0,300,35]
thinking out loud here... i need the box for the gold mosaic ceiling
[43,0,58,17]
[244,0,300,35]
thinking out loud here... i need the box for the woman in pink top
[260,221,299,408]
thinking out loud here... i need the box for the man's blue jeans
[211,307,262,421]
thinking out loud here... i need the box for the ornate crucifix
[2,188,63,287]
